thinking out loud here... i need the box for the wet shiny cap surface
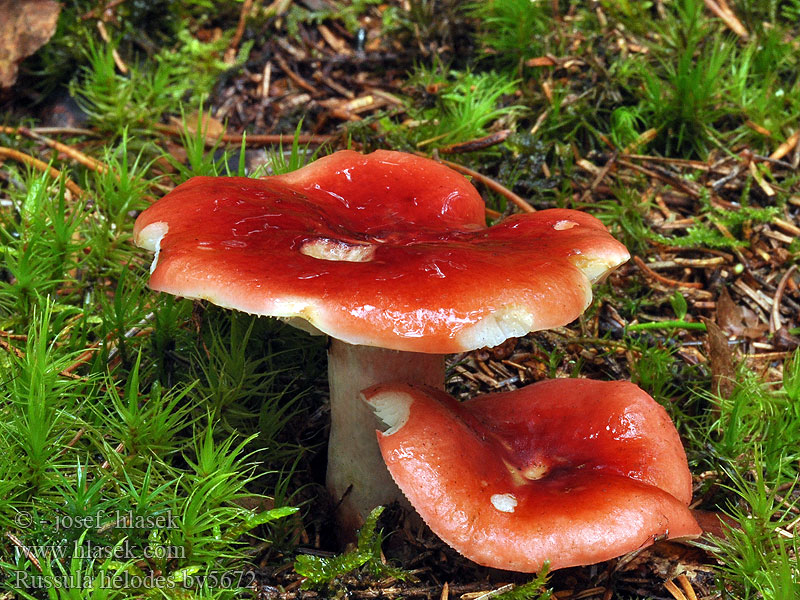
[133,150,630,353]
[365,379,701,572]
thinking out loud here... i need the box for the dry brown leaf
[0,0,61,88]
[716,286,744,335]
[773,327,800,351]
[169,111,227,139]
[702,317,736,399]
[716,285,767,339]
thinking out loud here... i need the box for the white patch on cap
[279,317,325,336]
[363,391,412,436]
[301,238,376,262]
[455,305,535,350]
[491,493,518,513]
[136,222,169,274]
[571,254,628,284]
[553,220,578,230]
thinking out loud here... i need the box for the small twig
[703,0,748,38]
[439,130,511,154]
[771,265,798,333]
[664,578,688,600]
[274,54,318,94]
[746,152,796,170]
[748,160,775,197]
[222,131,332,145]
[676,576,698,600]
[674,256,726,267]
[460,584,514,600]
[153,123,332,147]
[621,153,708,170]
[433,157,535,213]
[0,146,84,197]
[58,428,87,456]
[31,127,98,136]
[2,126,160,203]
[0,125,107,173]
[96,20,128,73]
[734,279,773,315]
[618,159,701,198]
[0,338,25,359]
[622,128,659,153]
[581,151,617,201]
[6,533,42,572]
[745,120,772,137]
[225,0,254,64]
[772,217,800,238]
[711,165,741,190]
[570,588,609,600]
[259,61,273,98]
[771,130,800,161]
[100,441,125,470]
[529,110,549,137]
[0,331,27,340]
[61,342,102,375]
[633,256,704,289]
[0,337,97,384]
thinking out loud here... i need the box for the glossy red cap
[364,379,701,572]
[134,150,629,353]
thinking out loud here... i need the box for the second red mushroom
[364,378,702,572]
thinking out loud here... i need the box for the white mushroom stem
[326,338,443,534]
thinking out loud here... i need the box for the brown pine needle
[96,20,128,73]
[225,0,254,64]
[618,158,701,198]
[1,125,107,173]
[0,337,94,384]
[274,54,317,94]
[0,330,27,340]
[622,127,659,153]
[580,151,617,201]
[0,338,24,359]
[6,533,42,572]
[677,575,698,600]
[223,132,333,145]
[704,0,749,38]
[58,427,87,456]
[771,265,798,333]
[434,157,535,213]
[32,127,97,136]
[664,579,688,600]
[154,123,332,147]
[61,342,102,375]
[439,129,511,154]
[770,130,800,161]
[0,146,84,197]
[621,153,708,170]
[634,256,704,289]
[100,442,126,470]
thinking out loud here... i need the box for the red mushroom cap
[364,379,701,572]
[134,150,629,353]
